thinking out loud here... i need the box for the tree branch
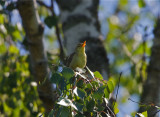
[37,0,65,61]
[17,0,57,113]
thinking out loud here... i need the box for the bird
[65,41,87,70]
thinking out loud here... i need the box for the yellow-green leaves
[137,111,148,117]
[94,71,103,79]
[138,0,146,8]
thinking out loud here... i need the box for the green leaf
[137,111,148,117]
[12,30,22,41]
[0,1,5,6]
[9,45,19,54]
[131,64,136,78]
[119,0,128,7]
[86,100,95,112]
[94,71,103,79]
[6,2,16,11]
[113,102,119,114]
[56,107,62,117]
[48,109,55,117]
[44,15,58,28]
[73,87,86,99]
[75,113,85,117]
[138,0,146,8]
[0,43,6,54]
[107,81,114,93]
[131,112,137,117]
[50,73,63,84]
[77,79,84,88]
[72,102,83,112]
[114,107,119,115]
[142,111,148,117]
[91,81,99,88]
[92,91,102,100]
[57,97,72,107]
[104,88,110,98]
[61,107,70,117]
[61,67,74,80]
[97,105,104,112]
[92,86,105,100]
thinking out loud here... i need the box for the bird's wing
[65,52,75,67]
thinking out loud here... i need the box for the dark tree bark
[57,0,110,80]
[17,0,56,113]
[139,18,160,117]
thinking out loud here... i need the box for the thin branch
[112,72,122,109]
[37,0,65,61]
[128,98,160,108]
[37,1,50,9]
[151,109,160,117]
[106,104,116,117]
[50,0,65,60]
[129,98,160,117]
[139,26,148,82]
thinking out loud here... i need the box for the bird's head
[75,41,86,53]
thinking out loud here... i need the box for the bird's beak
[82,41,86,47]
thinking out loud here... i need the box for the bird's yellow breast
[69,52,86,70]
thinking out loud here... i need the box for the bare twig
[128,98,160,108]
[37,1,50,9]
[106,104,116,117]
[37,0,65,61]
[112,72,122,109]
[129,98,160,117]
[139,26,148,82]
[151,109,160,117]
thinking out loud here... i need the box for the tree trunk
[17,0,56,113]
[139,18,160,117]
[57,0,109,80]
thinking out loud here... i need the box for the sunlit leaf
[119,0,128,7]
[107,81,114,93]
[57,97,72,107]
[137,111,148,117]
[113,102,119,114]
[104,88,110,98]
[138,0,146,8]
[94,71,103,79]
[12,30,22,41]
[73,87,86,99]
[9,45,19,54]
[72,102,83,112]
[142,111,148,117]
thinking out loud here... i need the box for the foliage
[105,0,154,103]
[50,67,117,116]
[0,3,44,116]
[0,0,159,117]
